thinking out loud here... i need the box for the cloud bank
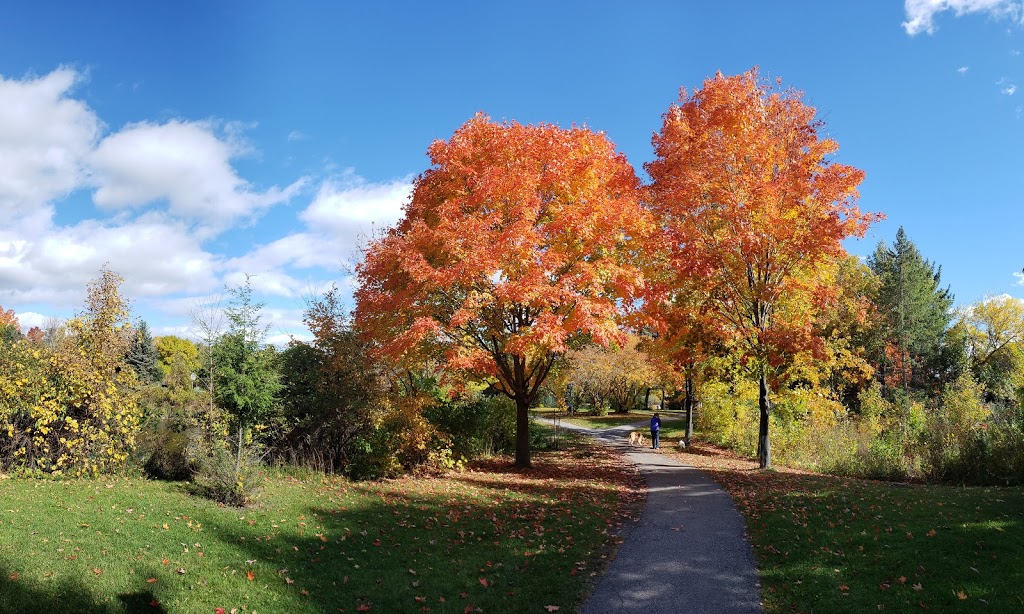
[0,67,411,338]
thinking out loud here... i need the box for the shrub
[424,392,516,460]
[921,374,990,481]
[135,386,223,481]
[698,379,759,455]
[192,444,264,507]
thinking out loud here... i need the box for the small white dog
[628,431,646,447]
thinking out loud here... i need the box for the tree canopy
[355,113,650,467]
[646,68,879,468]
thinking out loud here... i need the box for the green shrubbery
[696,372,1024,485]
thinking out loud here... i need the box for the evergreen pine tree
[127,320,162,384]
[867,227,955,395]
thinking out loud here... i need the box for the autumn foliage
[355,114,649,467]
[0,267,140,475]
[646,69,880,468]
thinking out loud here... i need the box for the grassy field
[0,434,643,613]
[661,439,1024,612]
[6,422,1019,613]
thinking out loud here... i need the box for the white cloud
[0,214,219,308]
[1002,84,1018,94]
[957,65,970,74]
[0,68,101,214]
[91,119,307,234]
[219,175,411,299]
[287,130,307,142]
[300,174,410,244]
[0,67,399,340]
[11,311,47,332]
[1014,271,1024,285]
[903,0,1023,36]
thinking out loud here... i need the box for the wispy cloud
[287,130,307,142]
[1014,271,1024,286]
[1002,84,1018,94]
[903,0,1024,36]
[957,66,970,74]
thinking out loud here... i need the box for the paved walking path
[549,419,762,613]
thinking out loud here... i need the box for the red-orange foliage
[646,69,881,468]
[25,327,44,343]
[0,306,18,332]
[355,113,649,467]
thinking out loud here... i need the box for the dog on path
[628,431,646,447]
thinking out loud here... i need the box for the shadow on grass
[0,559,170,613]
[191,447,631,614]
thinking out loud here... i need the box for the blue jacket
[650,415,661,432]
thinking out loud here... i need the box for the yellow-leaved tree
[0,266,141,475]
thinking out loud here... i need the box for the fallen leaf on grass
[175,568,186,575]
[93,568,103,576]
[913,583,923,591]
[246,570,255,581]
[956,590,968,600]
[8,572,19,581]
[838,584,849,592]
[479,578,488,587]
[545,607,560,612]
[146,577,157,584]
[357,605,371,612]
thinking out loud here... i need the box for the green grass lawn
[664,440,1024,612]
[0,435,643,613]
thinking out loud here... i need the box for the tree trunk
[684,374,694,447]
[514,395,531,468]
[236,424,245,474]
[758,370,771,469]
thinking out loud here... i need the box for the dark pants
[651,430,660,449]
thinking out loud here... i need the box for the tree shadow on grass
[0,559,169,614]
[192,451,632,614]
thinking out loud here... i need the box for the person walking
[650,412,661,449]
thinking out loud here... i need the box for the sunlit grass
[662,439,1024,612]
[0,435,643,613]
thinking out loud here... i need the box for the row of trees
[2,67,1020,487]
[354,69,878,469]
[353,67,1024,480]
[1,268,520,494]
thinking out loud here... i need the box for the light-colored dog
[628,431,646,447]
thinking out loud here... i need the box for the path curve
[550,419,763,613]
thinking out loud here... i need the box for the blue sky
[1,1,1022,343]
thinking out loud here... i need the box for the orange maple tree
[355,113,649,467]
[0,305,18,331]
[646,69,880,468]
